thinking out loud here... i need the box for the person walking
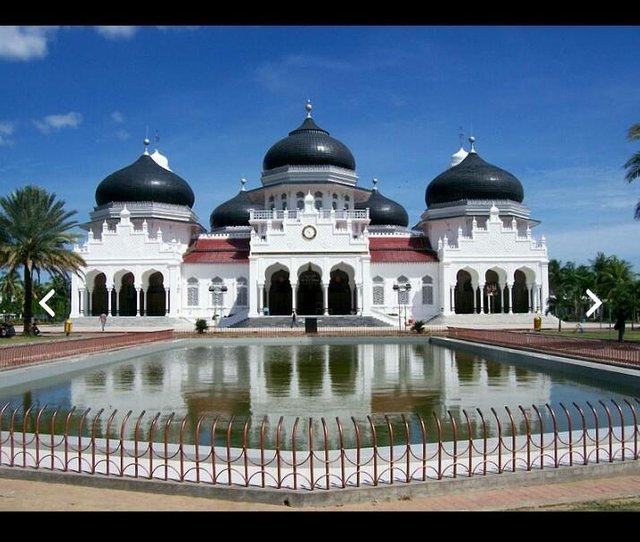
[290,310,297,328]
[100,313,107,332]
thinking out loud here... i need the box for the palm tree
[624,123,640,219]
[0,185,85,335]
[0,268,23,318]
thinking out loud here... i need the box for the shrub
[194,318,209,334]
[411,320,425,334]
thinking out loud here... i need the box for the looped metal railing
[0,399,638,491]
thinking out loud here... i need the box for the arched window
[236,277,248,306]
[268,195,275,211]
[422,275,433,305]
[314,191,322,210]
[344,195,350,210]
[187,277,199,306]
[396,275,410,305]
[296,191,304,210]
[281,193,287,210]
[210,277,225,305]
[372,276,384,305]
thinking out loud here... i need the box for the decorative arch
[454,268,477,314]
[146,271,166,316]
[296,262,323,315]
[265,263,292,316]
[512,266,536,313]
[89,271,109,316]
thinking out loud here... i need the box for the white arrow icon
[39,289,55,317]
[585,289,602,318]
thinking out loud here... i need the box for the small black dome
[356,189,408,227]
[210,189,263,229]
[425,152,524,207]
[95,154,195,208]
[263,115,356,171]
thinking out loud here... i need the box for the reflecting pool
[0,342,636,448]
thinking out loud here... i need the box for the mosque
[69,101,550,327]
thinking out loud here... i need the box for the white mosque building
[70,101,550,327]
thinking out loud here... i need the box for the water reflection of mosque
[68,343,551,444]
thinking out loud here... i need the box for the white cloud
[0,26,58,61]
[95,26,138,40]
[0,121,15,146]
[116,129,131,141]
[34,112,82,134]
[111,111,125,123]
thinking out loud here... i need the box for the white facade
[70,112,549,326]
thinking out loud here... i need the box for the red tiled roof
[182,237,249,264]
[369,236,438,263]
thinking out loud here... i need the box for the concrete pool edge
[1,459,638,508]
[430,337,640,388]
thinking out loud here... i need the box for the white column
[478,283,485,314]
[507,284,513,314]
[450,285,455,313]
[323,282,330,315]
[291,282,298,313]
[78,288,85,316]
[472,283,478,313]
[538,285,543,313]
[136,288,142,316]
[356,284,363,315]
[87,289,92,316]
[257,283,264,315]
[107,287,113,316]
[144,288,149,315]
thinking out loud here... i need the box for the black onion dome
[95,154,195,208]
[210,189,263,229]
[425,152,524,207]
[263,115,356,171]
[356,189,409,227]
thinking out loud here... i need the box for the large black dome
[95,154,195,208]
[263,110,356,171]
[356,189,408,227]
[425,152,524,207]
[210,189,263,229]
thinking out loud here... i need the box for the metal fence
[448,328,640,367]
[1,399,638,490]
[0,330,173,371]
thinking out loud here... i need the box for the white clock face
[302,225,317,240]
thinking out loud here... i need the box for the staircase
[426,312,561,330]
[229,315,392,328]
[69,316,193,331]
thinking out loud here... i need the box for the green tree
[0,269,23,318]
[624,122,640,219]
[0,185,85,335]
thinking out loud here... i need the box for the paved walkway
[0,471,639,511]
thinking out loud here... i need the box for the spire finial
[305,99,313,118]
[143,126,150,155]
[468,135,476,153]
[372,177,378,191]
[240,177,247,191]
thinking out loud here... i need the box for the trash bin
[263,307,270,316]
[305,317,318,333]
[533,314,542,332]
[64,319,73,336]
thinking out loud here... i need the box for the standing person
[99,313,107,332]
[290,310,297,328]
[614,313,626,343]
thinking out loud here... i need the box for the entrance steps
[229,315,392,328]
[426,312,561,330]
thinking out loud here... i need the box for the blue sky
[0,25,639,270]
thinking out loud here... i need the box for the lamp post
[393,283,412,332]
[208,283,228,324]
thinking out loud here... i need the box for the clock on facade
[302,225,317,240]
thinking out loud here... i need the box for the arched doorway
[329,269,351,315]
[484,270,502,314]
[91,273,108,316]
[118,272,137,316]
[297,266,322,315]
[455,270,475,314]
[268,269,292,315]
[512,270,529,313]
[146,272,166,316]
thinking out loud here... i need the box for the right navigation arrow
[585,289,602,318]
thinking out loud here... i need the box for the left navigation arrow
[39,289,55,317]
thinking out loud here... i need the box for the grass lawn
[526,496,640,511]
